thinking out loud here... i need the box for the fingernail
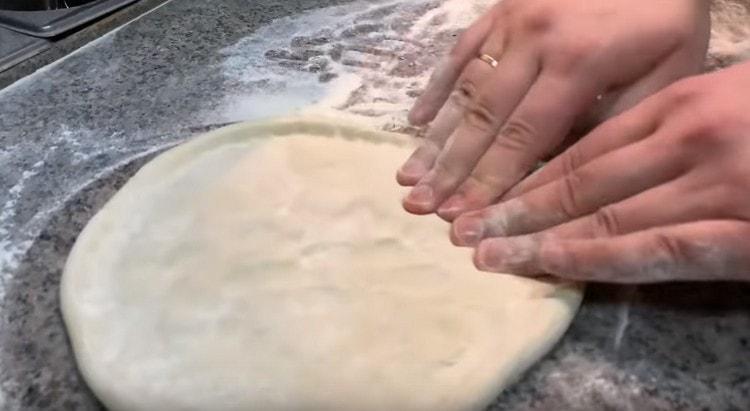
[406,185,435,209]
[399,159,428,178]
[475,242,501,271]
[453,216,485,246]
[437,195,466,220]
[474,236,539,273]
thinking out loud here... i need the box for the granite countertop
[0,0,170,89]
[0,0,748,410]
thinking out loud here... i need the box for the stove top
[0,0,137,37]
[0,0,137,73]
[0,26,48,72]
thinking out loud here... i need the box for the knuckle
[455,78,480,102]
[449,75,485,111]
[463,98,500,133]
[516,5,554,35]
[432,158,460,180]
[446,89,469,112]
[592,206,622,237]
[466,172,503,195]
[539,240,583,279]
[547,37,600,74]
[674,112,729,153]
[652,233,687,264]
[494,118,539,152]
[557,172,585,218]
[691,106,728,139]
[560,145,583,175]
[662,79,701,108]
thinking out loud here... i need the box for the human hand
[398,0,710,221]
[450,61,750,283]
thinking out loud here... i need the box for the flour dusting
[0,161,44,300]
[709,0,750,68]
[215,0,495,131]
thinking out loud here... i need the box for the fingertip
[436,211,458,223]
[401,201,433,215]
[396,160,428,186]
[449,224,464,246]
[436,195,467,222]
[474,236,544,275]
[451,215,485,247]
[473,240,497,272]
[396,170,418,186]
[401,185,437,215]
[408,105,430,126]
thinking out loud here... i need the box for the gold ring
[479,53,500,68]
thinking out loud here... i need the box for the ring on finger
[478,53,501,68]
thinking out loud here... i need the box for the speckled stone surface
[0,0,170,88]
[0,0,748,410]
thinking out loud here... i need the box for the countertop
[0,0,748,410]
[0,0,170,89]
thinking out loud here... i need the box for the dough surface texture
[61,118,582,411]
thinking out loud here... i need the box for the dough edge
[60,116,584,411]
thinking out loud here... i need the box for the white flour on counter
[710,0,750,64]
[215,0,750,132]
[0,0,178,304]
[214,0,495,130]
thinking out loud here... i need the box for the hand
[398,0,710,221]
[450,61,750,283]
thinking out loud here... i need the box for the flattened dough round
[61,118,582,411]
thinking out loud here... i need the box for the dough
[61,117,582,411]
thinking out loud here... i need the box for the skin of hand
[398,0,711,222]
[449,61,750,283]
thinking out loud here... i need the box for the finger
[450,133,686,243]
[437,71,600,220]
[409,9,499,125]
[540,174,733,240]
[397,100,465,186]
[403,48,539,215]
[503,90,667,199]
[398,48,503,186]
[473,221,750,283]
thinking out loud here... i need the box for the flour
[543,353,651,411]
[710,0,750,67]
[0,127,174,303]
[612,286,637,350]
[215,0,750,136]
[0,0,180,304]
[0,161,45,300]
[216,0,496,130]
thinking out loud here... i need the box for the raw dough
[61,117,582,411]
